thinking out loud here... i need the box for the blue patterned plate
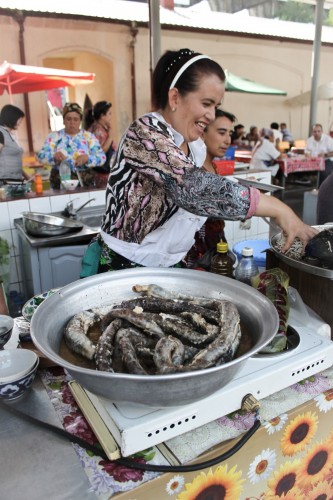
[22,289,59,323]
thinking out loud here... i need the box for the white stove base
[83,323,333,456]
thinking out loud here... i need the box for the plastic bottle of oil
[210,241,234,278]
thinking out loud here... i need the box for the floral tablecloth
[279,156,325,177]
[39,365,333,499]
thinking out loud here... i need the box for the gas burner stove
[71,302,333,458]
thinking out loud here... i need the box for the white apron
[101,209,206,267]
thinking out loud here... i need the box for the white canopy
[286,82,333,106]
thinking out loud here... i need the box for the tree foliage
[275,1,315,23]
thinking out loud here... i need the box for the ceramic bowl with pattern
[5,181,32,197]
[0,349,39,400]
[61,179,80,191]
[0,349,38,382]
[22,289,58,323]
[0,315,14,350]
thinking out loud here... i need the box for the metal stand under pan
[72,307,333,458]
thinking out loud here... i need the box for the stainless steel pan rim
[270,224,333,279]
[30,268,279,407]
[22,211,83,237]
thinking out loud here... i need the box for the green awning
[225,70,287,96]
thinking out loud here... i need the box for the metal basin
[30,268,279,407]
[22,212,83,237]
[270,224,333,279]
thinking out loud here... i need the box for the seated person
[245,125,259,146]
[250,127,283,179]
[185,109,236,269]
[317,174,333,225]
[280,122,294,144]
[231,123,245,146]
[306,123,333,186]
[38,102,106,189]
[270,122,283,148]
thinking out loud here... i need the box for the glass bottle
[234,247,259,285]
[210,241,234,278]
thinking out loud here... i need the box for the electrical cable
[0,401,261,472]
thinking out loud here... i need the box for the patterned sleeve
[165,168,259,220]
[123,116,259,220]
[37,132,60,165]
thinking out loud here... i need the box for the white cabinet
[18,233,88,298]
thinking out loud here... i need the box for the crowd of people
[230,122,293,149]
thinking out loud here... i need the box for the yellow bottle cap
[217,241,228,253]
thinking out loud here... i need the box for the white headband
[169,55,211,90]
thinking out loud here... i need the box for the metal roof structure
[1,0,333,45]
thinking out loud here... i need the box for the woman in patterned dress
[38,102,106,189]
[81,48,316,275]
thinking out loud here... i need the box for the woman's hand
[255,192,318,252]
[75,154,89,167]
[54,151,67,163]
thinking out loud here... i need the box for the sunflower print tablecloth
[40,365,333,499]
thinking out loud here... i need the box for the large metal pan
[270,224,333,279]
[22,212,83,237]
[30,268,279,407]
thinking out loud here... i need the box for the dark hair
[270,122,279,130]
[0,104,25,128]
[83,100,112,130]
[234,124,244,132]
[152,48,225,110]
[215,109,236,123]
[204,109,236,132]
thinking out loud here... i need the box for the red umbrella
[0,61,95,102]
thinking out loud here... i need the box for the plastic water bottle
[234,247,259,285]
[210,241,234,278]
[59,161,71,181]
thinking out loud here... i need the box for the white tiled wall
[0,190,106,300]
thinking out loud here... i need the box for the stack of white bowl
[0,349,39,400]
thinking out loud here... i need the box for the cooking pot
[30,268,279,407]
[22,212,83,237]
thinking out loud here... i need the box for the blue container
[233,239,269,271]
